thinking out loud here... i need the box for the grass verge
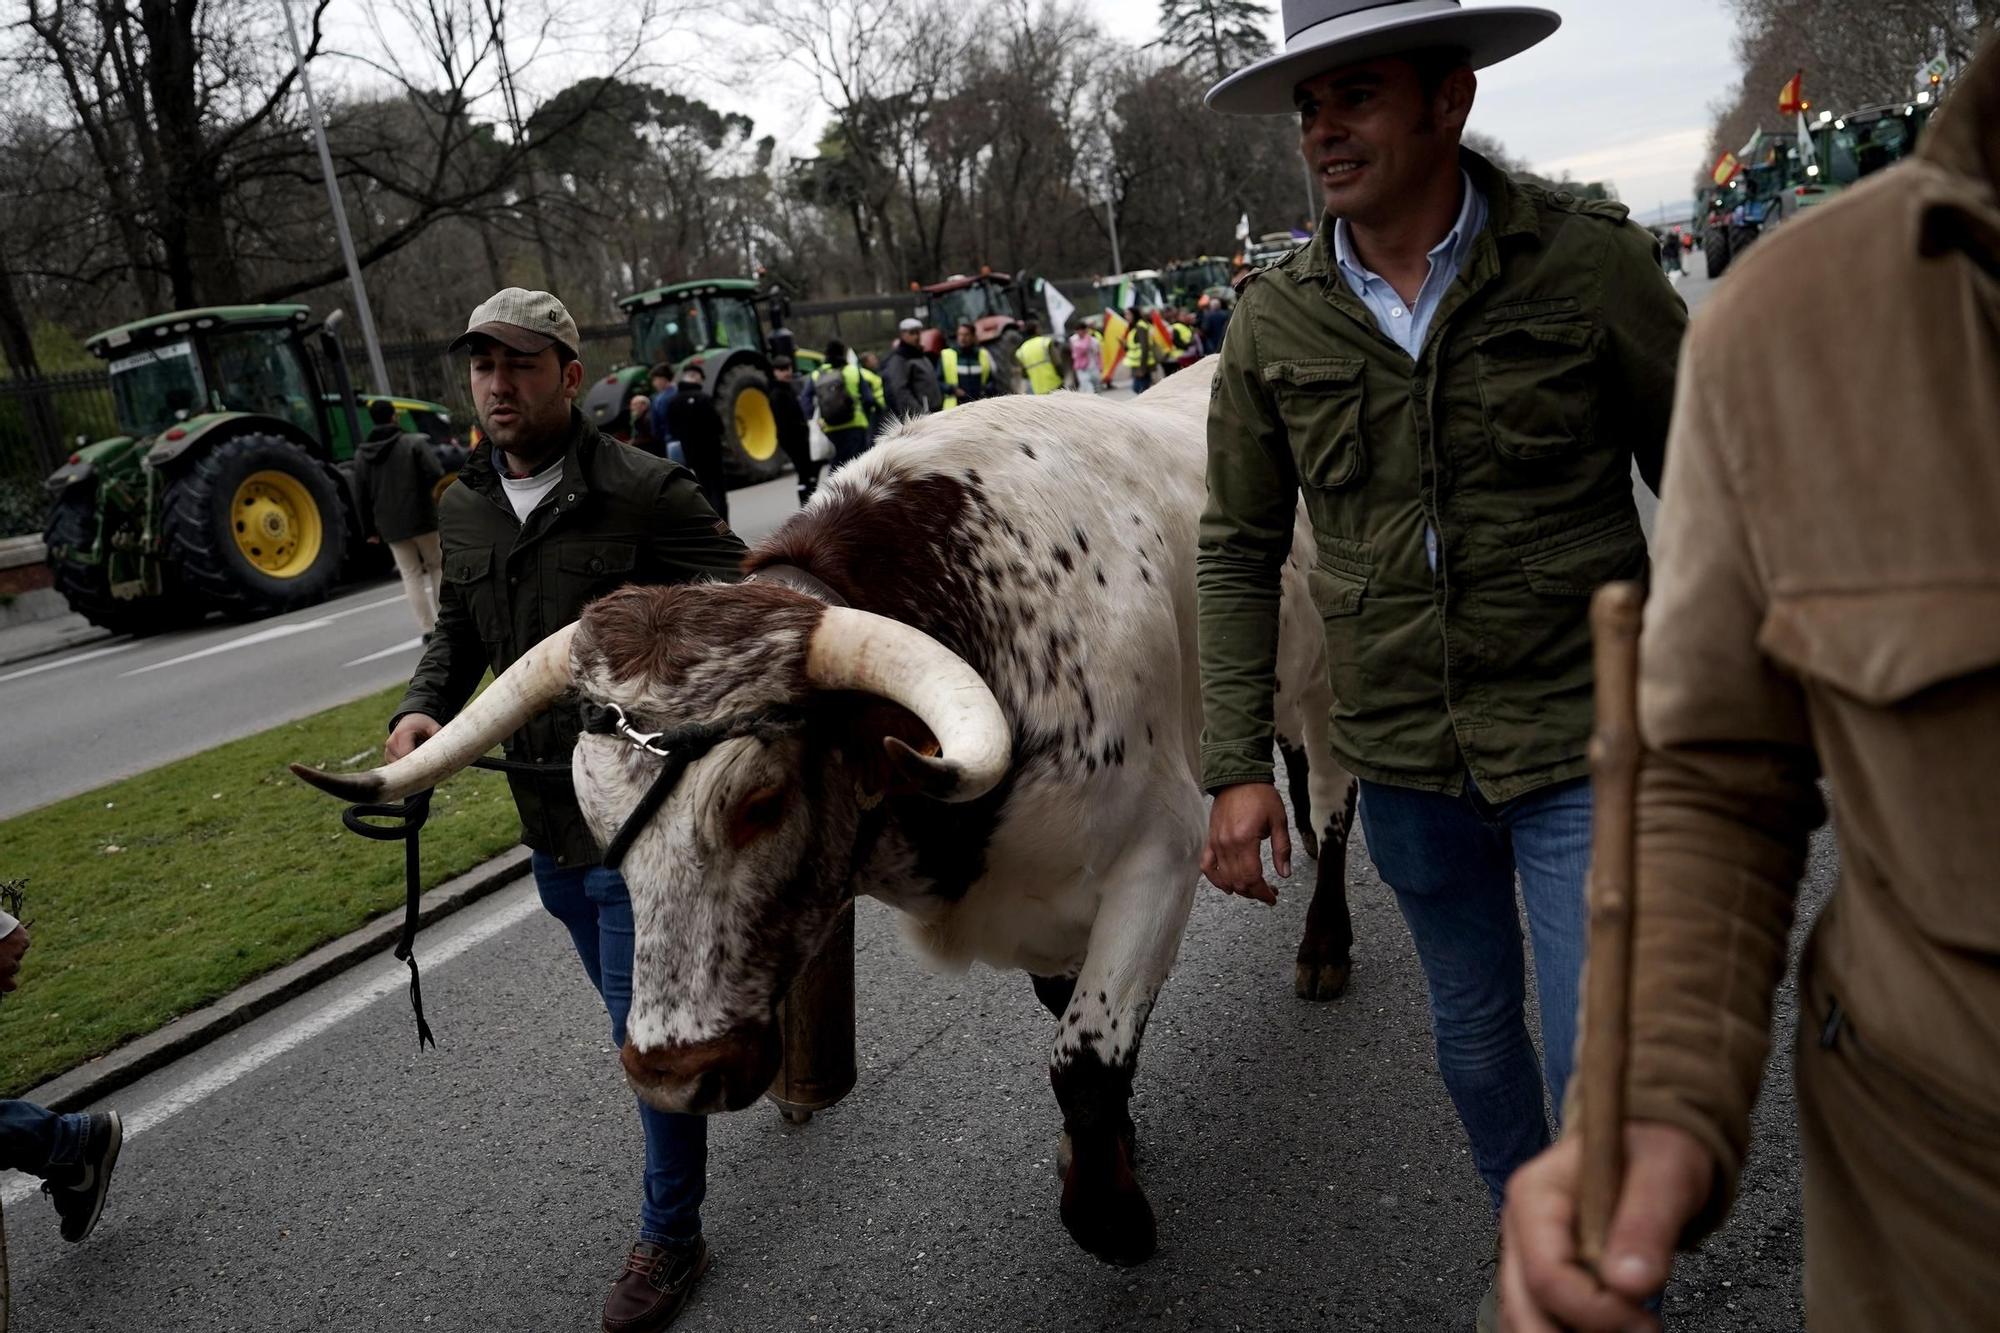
[0,683,521,1096]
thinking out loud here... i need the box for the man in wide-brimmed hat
[1194,6,1687,1326]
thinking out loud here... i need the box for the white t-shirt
[499,461,563,523]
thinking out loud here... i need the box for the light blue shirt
[1332,171,1488,359]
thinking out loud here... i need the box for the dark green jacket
[1198,151,1685,802]
[394,410,747,866]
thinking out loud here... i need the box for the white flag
[1235,212,1251,243]
[1796,111,1816,166]
[1040,279,1075,335]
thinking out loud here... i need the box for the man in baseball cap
[882,315,943,417]
[396,289,745,1331]
[1194,8,1687,1330]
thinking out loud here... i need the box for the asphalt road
[2,778,1820,1332]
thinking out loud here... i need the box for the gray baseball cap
[448,287,581,357]
[897,317,924,333]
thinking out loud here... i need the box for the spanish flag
[1777,69,1805,115]
[1101,310,1129,376]
[1711,151,1740,187]
[1148,310,1176,356]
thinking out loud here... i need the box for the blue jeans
[532,853,706,1246]
[825,425,871,470]
[0,1099,89,1178]
[1357,775,1591,1214]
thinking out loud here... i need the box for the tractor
[580,278,821,487]
[1162,256,1235,310]
[41,304,464,636]
[911,270,1031,389]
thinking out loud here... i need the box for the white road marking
[318,593,408,624]
[0,890,543,1208]
[342,635,425,668]
[119,618,335,677]
[0,639,141,685]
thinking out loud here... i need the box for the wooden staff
[1575,581,1645,1269]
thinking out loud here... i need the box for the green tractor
[41,304,464,635]
[1162,256,1235,310]
[580,278,820,487]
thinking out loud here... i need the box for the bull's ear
[833,697,942,798]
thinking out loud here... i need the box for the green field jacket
[1197,151,1686,801]
[395,410,746,866]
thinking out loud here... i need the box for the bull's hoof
[1294,957,1352,1001]
[1060,1133,1155,1266]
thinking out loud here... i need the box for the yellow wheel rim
[231,469,324,577]
[733,387,778,461]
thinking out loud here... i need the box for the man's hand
[385,713,442,763]
[0,923,29,993]
[1201,782,1291,905]
[1500,1121,1716,1332]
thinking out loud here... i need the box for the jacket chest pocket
[443,544,504,642]
[555,540,639,607]
[1265,357,1366,490]
[1473,320,1598,464]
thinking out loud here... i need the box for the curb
[22,845,534,1114]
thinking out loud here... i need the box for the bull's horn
[290,623,578,803]
[804,607,1010,803]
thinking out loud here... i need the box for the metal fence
[0,372,121,538]
[0,286,1102,539]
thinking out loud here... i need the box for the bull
[292,360,1357,1267]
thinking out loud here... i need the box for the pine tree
[1152,0,1276,87]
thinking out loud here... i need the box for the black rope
[337,754,567,1050]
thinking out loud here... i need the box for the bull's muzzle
[621,1025,782,1115]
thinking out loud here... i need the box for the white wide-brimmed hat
[1206,0,1560,115]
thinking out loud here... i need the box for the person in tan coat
[1497,36,2000,1333]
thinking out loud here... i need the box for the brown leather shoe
[602,1237,710,1333]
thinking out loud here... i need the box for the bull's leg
[1049,834,1197,1267]
[1277,739,1320,861]
[1293,705,1359,1001]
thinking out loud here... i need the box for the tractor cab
[1093,270,1168,317]
[915,272,1027,342]
[1162,257,1234,309]
[625,280,769,369]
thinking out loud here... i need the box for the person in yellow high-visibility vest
[1014,319,1064,395]
[858,351,890,442]
[940,323,996,409]
[1126,309,1160,394]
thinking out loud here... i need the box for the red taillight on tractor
[68,453,81,465]
[164,427,187,441]
[604,375,616,383]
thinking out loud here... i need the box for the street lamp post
[279,0,390,395]
[1103,194,1123,276]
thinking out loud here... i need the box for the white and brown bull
[292,361,1356,1267]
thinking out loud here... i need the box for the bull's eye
[727,784,788,849]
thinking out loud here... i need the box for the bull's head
[290,583,1009,1114]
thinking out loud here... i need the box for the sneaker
[42,1110,122,1243]
[602,1236,710,1333]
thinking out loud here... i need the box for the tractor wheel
[42,486,193,637]
[1728,225,1758,266]
[161,432,348,620]
[1705,229,1731,279]
[714,363,787,487]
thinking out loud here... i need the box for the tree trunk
[141,0,242,305]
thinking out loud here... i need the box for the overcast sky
[1081,0,1742,219]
